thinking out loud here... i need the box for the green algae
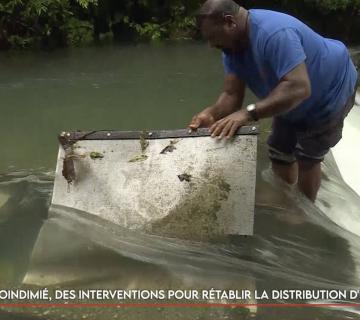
[149,168,231,242]
[128,131,150,163]
[139,131,149,153]
[128,154,148,163]
[90,152,104,160]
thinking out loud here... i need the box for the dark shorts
[267,90,357,164]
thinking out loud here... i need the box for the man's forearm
[256,70,311,119]
[208,91,245,121]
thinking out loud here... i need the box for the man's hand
[209,110,250,139]
[188,109,216,131]
[188,75,246,133]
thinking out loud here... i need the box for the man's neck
[235,7,250,49]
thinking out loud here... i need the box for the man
[189,0,358,201]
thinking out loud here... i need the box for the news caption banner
[0,288,360,306]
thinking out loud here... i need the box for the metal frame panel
[52,128,258,239]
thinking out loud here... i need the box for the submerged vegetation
[0,0,359,49]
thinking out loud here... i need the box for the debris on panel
[63,156,76,185]
[139,131,149,153]
[150,169,231,241]
[177,173,192,182]
[160,139,180,154]
[90,152,104,160]
[65,153,86,160]
[129,131,150,163]
[128,154,148,163]
[62,148,85,184]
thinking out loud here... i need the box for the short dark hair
[197,0,240,23]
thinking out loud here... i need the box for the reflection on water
[0,44,360,319]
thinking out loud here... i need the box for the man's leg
[267,117,298,185]
[295,87,357,201]
[271,161,298,185]
[297,160,321,202]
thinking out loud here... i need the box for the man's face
[200,16,239,53]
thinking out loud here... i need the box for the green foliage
[168,4,197,39]
[135,22,166,41]
[77,0,97,9]
[123,16,167,41]
[117,0,198,42]
[306,0,360,11]
[0,0,359,49]
[0,0,97,49]
[62,17,93,45]
[7,35,33,49]
[279,0,360,12]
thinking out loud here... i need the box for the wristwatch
[246,104,259,121]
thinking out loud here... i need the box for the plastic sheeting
[2,116,360,319]
[17,150,360,320]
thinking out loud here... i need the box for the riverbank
[1,0,359,50]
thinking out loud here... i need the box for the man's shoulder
[250,9,301,24]
[250,9,305,39]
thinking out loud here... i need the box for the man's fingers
[188,117,201,131]
[227,122,240,139]
[220,120,234,139]
[209,118,225,133]
[211,119,229,138]
[209,122,217,133]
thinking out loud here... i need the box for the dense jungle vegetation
[0,0,359,50]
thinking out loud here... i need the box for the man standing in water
[189,0,358,201]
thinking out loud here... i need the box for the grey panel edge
[59,127,259,141]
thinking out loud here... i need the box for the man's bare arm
[209,63,311,138]
[188,74,245,130]
[255,62,311,119]
[209,74,246,120]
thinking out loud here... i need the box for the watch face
[247,104,255,112]
[246,104,258,121]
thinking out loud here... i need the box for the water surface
[0,43,360,320]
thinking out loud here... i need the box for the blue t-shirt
[223,9,358,124]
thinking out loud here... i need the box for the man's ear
[224,15,236,27]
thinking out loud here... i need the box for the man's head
[197,0,248,52]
